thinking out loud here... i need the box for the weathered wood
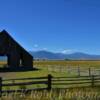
[47,74,52,91]
[0,77,2,97]
[53,81,92,85]
[77,67,80,76]
[0,74,100,95]
[3,77,47,81]
[89,68,91,76]
[3,81,47,86]
[54,75,99,79]
[0,30,33,69]
[53,78,92,81]
[91,75,95,87]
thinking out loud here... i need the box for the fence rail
[0,74,100,96]
[3,77,47,81]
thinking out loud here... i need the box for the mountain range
[29,50,100,60]
[0,50,100,61]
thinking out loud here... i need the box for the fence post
[89,68,91,76]
[0,77,2,97]
[47,74,52,91]
[91,75,94,87]
[78,67,80,77]
[67,66,70,74]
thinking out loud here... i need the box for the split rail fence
[0,74,100,96]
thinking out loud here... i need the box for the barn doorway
[20,53,23,67]
[0,56,7,68]
[20,59,23,67]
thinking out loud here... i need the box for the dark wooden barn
[0,30,33,70]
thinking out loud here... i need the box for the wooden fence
[46,65,100,76]
[0,74,100,96]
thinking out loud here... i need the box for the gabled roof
[0,30,33,57]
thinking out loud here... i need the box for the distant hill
[65,52,100,60]
[0,50,100,61]
[0,56,7,61]
[29,50,100,60]
[29,50,65,60]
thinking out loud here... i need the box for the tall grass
[1,88,100,100]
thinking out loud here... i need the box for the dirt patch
[0,72,17,79]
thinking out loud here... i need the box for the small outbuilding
[0,30,33,70]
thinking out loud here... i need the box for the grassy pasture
[34,60,100,67]
[0,60,100,99]
[1,88,100,100]
[0,60,100,79]
[0,60,100,89]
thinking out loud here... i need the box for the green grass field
[1,88,100,100]
[0,60,100,79]
[1,60,100,99]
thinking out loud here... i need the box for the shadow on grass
[0,66,39,72]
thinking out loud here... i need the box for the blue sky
[0,0,100,54]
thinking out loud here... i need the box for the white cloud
[34,44,38,48]
[42,48,48,50]
[33,45,48,51]
[61,49,74,54]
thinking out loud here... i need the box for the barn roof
[0,30,33,57]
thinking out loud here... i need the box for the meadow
[1,88,100,100]
[0,60,100,99]
[1,60,100,79]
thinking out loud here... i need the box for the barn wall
[20,51,33,69]
[0,30,33,70]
